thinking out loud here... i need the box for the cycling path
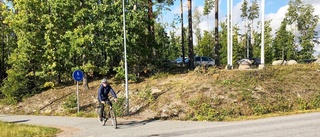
[1,112,320,137]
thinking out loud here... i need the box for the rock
[287,60,298,65]
[238,64,250,70]
[272,60,287,65]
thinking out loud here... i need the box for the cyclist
[98,78,117,120]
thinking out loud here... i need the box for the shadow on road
[8,119,30,124]
[117,118,160,129]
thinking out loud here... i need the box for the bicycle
[97,101,117,129]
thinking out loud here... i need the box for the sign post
[72,70,83,113]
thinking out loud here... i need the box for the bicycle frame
[97,101,117,128]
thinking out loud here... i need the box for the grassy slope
[1,64,320,121]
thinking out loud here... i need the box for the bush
[43,82,55,89]
[113,97,126,117]
[138,86,154,103]
[63,95,77,113]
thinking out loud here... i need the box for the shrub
[113,97,126,117]
[63,95,77,113]
[151,72,169,79]
[43,82,54,89]
[138,86,154,103]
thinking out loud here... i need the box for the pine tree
[285,0,319,61]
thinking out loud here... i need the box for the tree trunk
[214,0,220,66]
[147,0,156,58]
[180,0,185,65]
[148,0,154,36]
[1,30,4,81]
[56,72,61,84]
[251,20,254,47]
[188,0,194,69]
[82,54,89,90]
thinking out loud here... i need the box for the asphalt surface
[1,112,320,137]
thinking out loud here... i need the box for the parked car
[194,56,215,67]
[250,58,261,66]
[173,57,189,64]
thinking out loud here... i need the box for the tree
[232,25,244,63]
[195,30,214,57]
[187,0,194,68]
[248,0,259,51]
[0,2,17,84]
[263,20,274,64]
[273,20,296,61]
[240,0,249,58]
[219,21,228,66]
[1,0,46,102]
[0,2,5,82]
[180,0,185,64]
[286,0,319,61]
[193,7,202,47]
[204,0,220,66]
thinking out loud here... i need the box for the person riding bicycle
[98,78,117,119]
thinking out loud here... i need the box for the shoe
[99,116,104,121]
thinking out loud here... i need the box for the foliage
[193,8,202,46]
[114,61,125,82]
[273,20,296,61]
[285,0,319,61]
[0,0,319,105]
[138,86,154,104]
[203,0,214,16]
[43,82,55,90]
[219,21,228,66]
[195,30,214,57]
[113,97,126,117]
[151,72,169,79]
[63,95,77,113]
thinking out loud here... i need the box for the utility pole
[227,0,233,69]
[259,0,265,69]
[122,0,129,115]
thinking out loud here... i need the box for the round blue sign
[72,70,83,81]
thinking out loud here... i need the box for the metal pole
[77,81,79,113]
[227,0,230,68]
[259,0,265,69]
[230,0,233,68]
[122,0,129,115]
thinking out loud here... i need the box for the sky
[160,0,320,56]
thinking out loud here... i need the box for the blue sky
[160,0,319,33]
[160,0,320,55]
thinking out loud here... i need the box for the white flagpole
[259,0,265,69]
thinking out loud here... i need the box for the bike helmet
[101,78,108,83]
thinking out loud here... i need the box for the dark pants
[99,99,112,117]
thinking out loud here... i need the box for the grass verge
[0,121,60,137]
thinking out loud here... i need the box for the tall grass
[0,121,59,137]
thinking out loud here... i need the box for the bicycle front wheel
[109,109,117,129]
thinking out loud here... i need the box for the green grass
[0,121,60,137]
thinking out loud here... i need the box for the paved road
[1,112,320,137]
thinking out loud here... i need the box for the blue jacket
[98,84,117,102]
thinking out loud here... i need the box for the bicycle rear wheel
[97,107,106,126]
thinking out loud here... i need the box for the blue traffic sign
[73,70,83,81]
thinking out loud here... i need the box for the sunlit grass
[0,121,60,137]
